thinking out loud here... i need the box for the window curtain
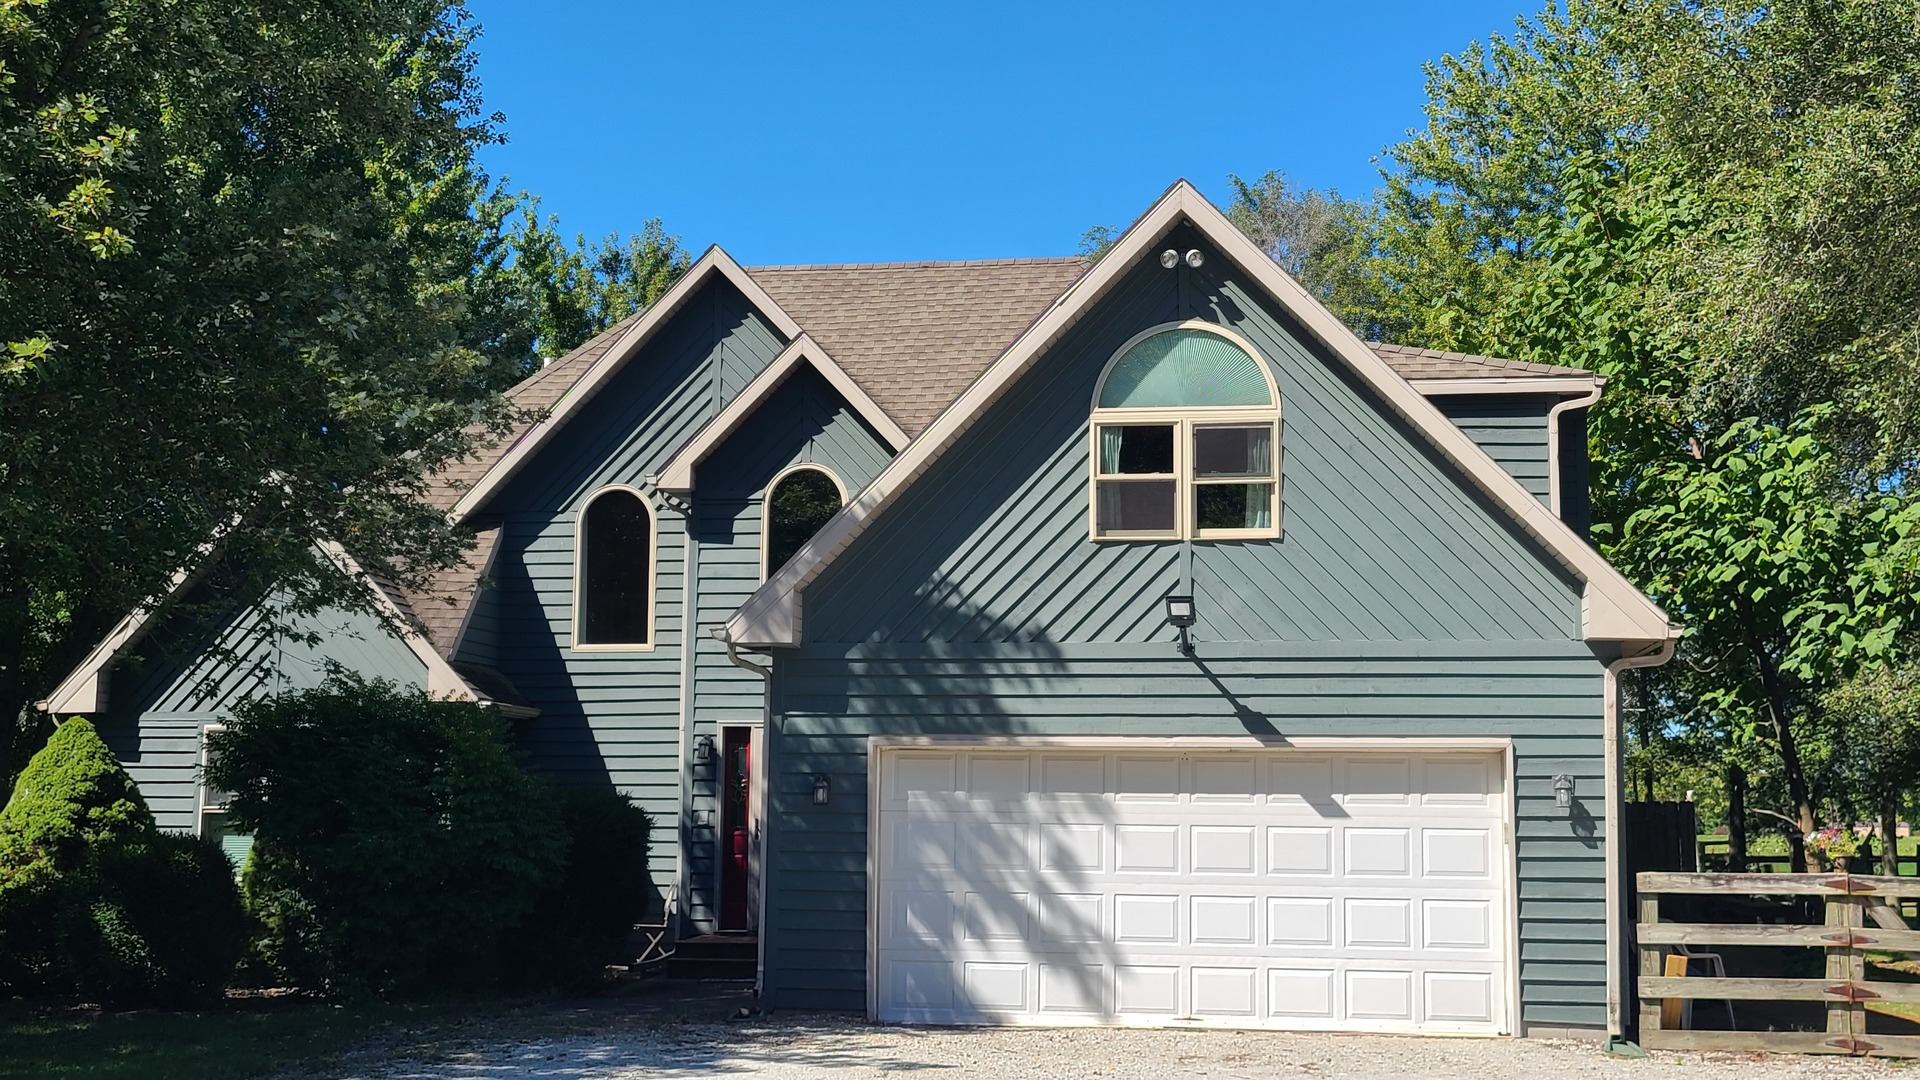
[1248,428,1273,475]
[1245,485,1273,530]
[1099,425,1124,473]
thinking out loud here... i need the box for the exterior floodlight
[811,773,832,807]
[1554,773,1575,811]
[1159,249,1181,269]
[1184,249,1206,268]
[1164,594,1197,656]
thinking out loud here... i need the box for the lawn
[0,995,526,1080]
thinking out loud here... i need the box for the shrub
[210,674,565,993]
[0,719,242,1005]
[501,784,652,989]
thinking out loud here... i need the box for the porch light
[695,733,715,763]
[1554,773,1575,811]
[1164,594,1197,657]
[811,773,832,807]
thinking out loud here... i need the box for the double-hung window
[1091,323,1280,540]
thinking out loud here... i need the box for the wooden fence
[1638,871,1920,1056]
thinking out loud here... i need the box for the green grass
[0,996,526,1080]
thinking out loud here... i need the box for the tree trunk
[1734,595,1816,872]
[1726,761,1748,873]
[1885,797,1902,878]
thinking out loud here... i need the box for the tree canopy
[0,0,683,783]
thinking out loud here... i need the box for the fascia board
[656,334,909,492]
[39,566,196,714]
[725,184,1195,647]
[440,526,502,662]
[449,248,806,523]
[1172,187,1672,643]
[1411,375,1603,396]
[318,542,478,701]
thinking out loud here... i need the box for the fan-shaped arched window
[1090,322,1280,540]
[576,486,655,647]
[764,465,846,579]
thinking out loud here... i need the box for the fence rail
[1637,870,1920,1057]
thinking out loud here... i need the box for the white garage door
[871,745,1512,1033]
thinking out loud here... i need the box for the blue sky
[468,1,1529,265]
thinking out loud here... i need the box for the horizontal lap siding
[774,234,1613,1028]
[104,592,429,831]
[488,279,790,906]
[1436,396,1557,506]
[764,644,1610,1029]
[681,367,897,927]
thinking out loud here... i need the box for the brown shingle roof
[746,258,1093,434]
[1366,341,1590,381]
[405,258,1592,661]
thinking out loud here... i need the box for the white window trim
[1088,321,1282,542]
[572,484,659,652]
[196,722,228,838]
[761,463,848,582]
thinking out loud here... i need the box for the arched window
[764,465,846,579]
[1090,322,1280,540]
[576,487,655,647]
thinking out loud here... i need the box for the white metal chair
[633,884,678,970]
[1674,944,1737,1030]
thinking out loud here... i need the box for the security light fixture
[1554,773,1575,811]
[1159,248,1181,269]
[695,733,715,763]
[811,773,832,807]
[1164,594,1197,656]
[1184,249,1206,268]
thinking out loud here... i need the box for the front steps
[666,934,756,981]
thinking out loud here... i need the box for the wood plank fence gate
[1638,870,1920,1057]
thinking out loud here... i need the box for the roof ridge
[747,256,1087,272]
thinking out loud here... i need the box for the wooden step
[667,934,757,981]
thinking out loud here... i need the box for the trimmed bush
[0,718,242,1005]
[501,784,652,989]
[211,674,565,993]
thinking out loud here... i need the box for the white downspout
[714,626,771,1000]
[1604,635,1677,1041]
[1546,383,1602,517]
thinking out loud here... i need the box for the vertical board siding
[773,235,1613,1030]
[764,643,1611,1030]
[1436,395,1557,505]
[803,229,1582,647]
[680,366,897,926]
[101,595,428,832]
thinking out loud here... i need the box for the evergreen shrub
[501,784,652,988]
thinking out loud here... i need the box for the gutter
[711,626,771,1002]
[1603,634,1679,1042]
[1546,382,1604,518]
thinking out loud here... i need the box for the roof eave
[726,180,1673,648]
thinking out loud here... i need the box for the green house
[42,181,1674,1040]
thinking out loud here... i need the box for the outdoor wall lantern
[695,733,715,764]
[1554,773,1575,811]
[811,773,832,807]
[1164,594,1197,657]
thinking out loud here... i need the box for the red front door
[719,727,752,931]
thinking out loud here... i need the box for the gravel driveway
[353,1015,1907,1079]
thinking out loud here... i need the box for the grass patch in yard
[0,995,520,1080]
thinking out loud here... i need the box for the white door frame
[864,734,1520,1032]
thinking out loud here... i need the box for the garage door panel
[873,746,1511,1033]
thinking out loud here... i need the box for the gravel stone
[355,1014,1908,1079]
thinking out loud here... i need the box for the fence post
[1638,888,1662,1039]
[1825,886,1867,1043]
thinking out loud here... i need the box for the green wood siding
[484,276,794,922]
[98,594,428,832]
[766,234,1612,1030]
[1436,395,1556,505]
[677,365,896,926]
